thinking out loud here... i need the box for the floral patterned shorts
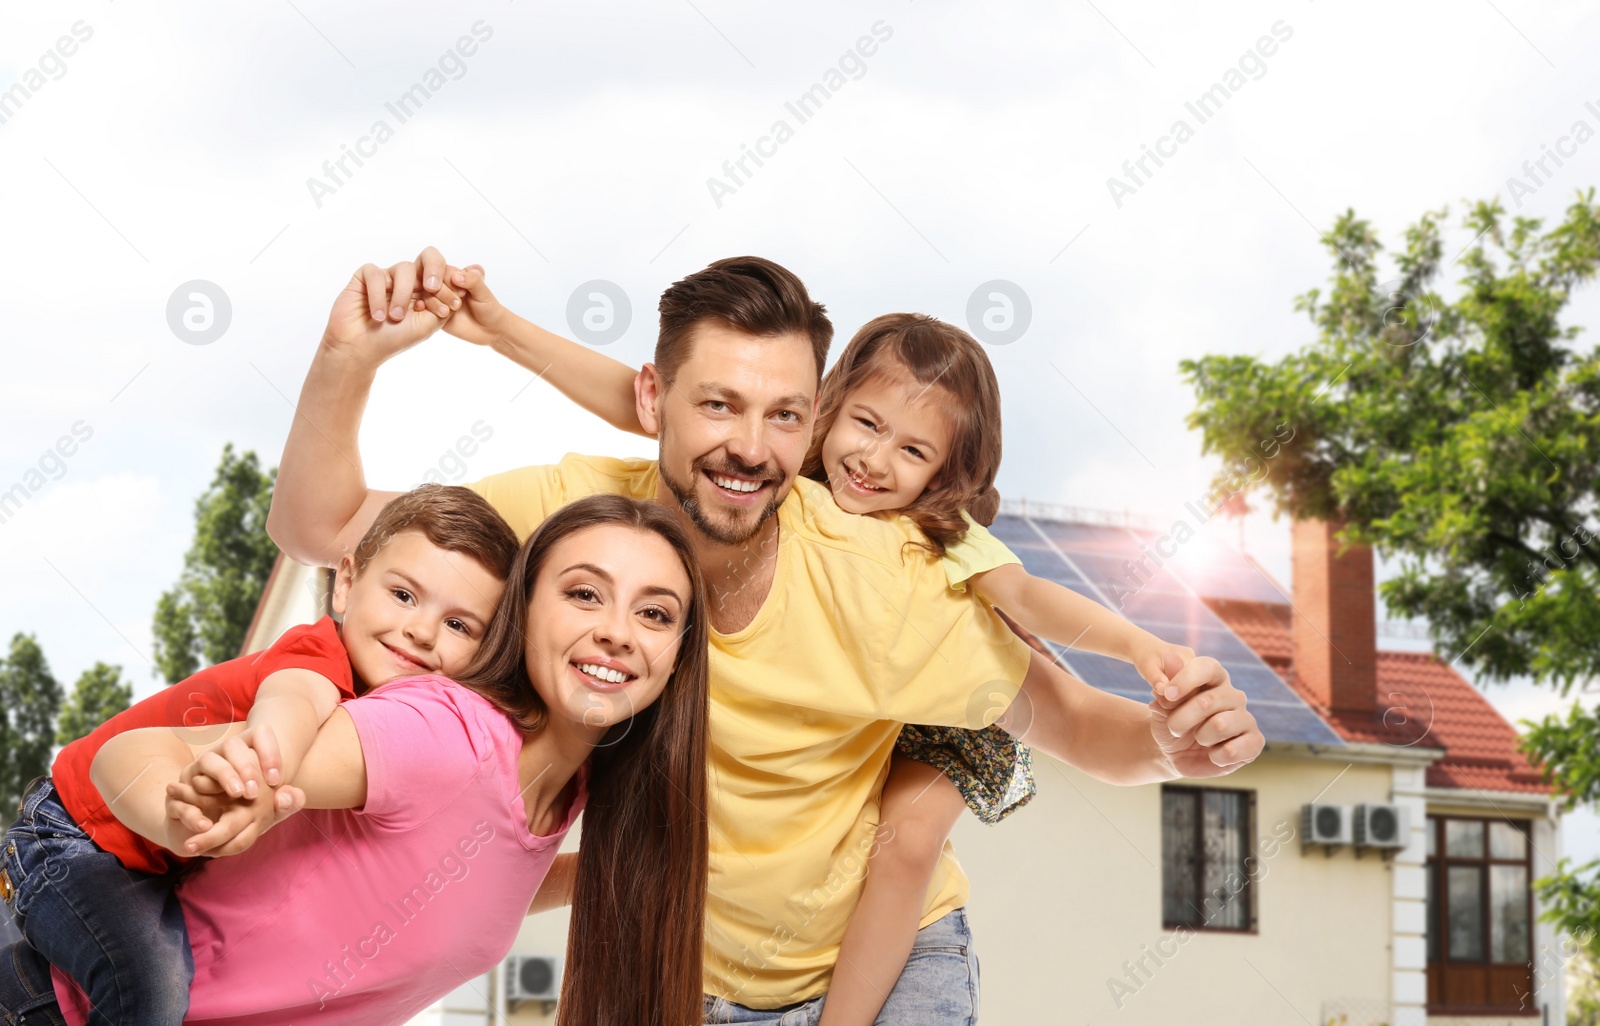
[895,722,1037,825]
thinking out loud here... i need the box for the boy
[0,484,518,1026]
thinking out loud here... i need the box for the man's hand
[163,777,305,858]
[322,246,463,366]
[1147,657,1265,778]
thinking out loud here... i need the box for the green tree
[1179,192,1600,944]
[55,661,132,745]
[151,444,279,684]
[0,633,63,817]
[1181,192,1600,688]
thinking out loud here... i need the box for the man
[268,247,1264,1023]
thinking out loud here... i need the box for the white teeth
[710,473,761,493]
[577,662,633,684]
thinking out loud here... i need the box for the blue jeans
[0,778,192,1026]
[703,907,981,1025]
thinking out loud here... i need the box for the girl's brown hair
[454,493,709,1026]
[800,313,1004,556]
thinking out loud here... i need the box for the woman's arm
[970,563,1193,685]
[91,722,265,854]
[286,707,369,810]
[528,851,578,915]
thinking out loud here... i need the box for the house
[240,502,1568,1026]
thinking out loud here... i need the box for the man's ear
[331,555,357,618]
[637,364,664,436]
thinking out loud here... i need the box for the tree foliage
[0,633,63,817]
[55,661,132,746]
[1180,192,1600,692]
[151,444,279,684]
[1182,191,1600,951]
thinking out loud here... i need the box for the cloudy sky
[3,0,1599,848]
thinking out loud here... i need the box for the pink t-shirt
[53,676,585,1026]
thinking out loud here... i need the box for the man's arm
[267,255,452,566]
[999,649,1263,785]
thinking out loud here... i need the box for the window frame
[1159,783,1258,935]
[1424,813,1537,1016]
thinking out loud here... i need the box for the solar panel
[992,512,1344,746]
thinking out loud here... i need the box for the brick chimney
[1291,517,1377,713]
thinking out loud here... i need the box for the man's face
[641,319,818,546]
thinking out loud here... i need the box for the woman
[0,493,710,1026]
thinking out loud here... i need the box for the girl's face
[523,523,693,738]
[820,368,956,515]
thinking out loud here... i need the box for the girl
[0,494,711,1026]
[415,268,1194,1026]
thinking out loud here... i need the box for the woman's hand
[163,777,305,858]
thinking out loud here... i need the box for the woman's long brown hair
[454,493,710,1026]
[800,312,1005,555]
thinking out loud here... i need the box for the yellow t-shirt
[471,454,1032,1007]
[941,511,1023,592]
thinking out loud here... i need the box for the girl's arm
[435,266,652,438]
[969,563,1194,687]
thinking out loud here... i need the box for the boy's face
[332,530,505,690]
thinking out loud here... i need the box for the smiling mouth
[572,661,637,691]
[704,469,769,496]
[843,463,888,494]
[382,642,430,672]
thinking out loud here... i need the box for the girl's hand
[425,264,511,348]
[1131,636,1196,699]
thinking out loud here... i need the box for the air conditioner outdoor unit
[505,954,562,1001]
[1301,803,1351,855]
[1354,803,1409,856]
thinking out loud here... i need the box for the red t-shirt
[49,617,358,875]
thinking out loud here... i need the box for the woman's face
[523,523,693,738]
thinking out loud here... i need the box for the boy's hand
[1131,636,1196,699]
[322,246,461,366]
[164,779,306,858]
[180,729,276,800]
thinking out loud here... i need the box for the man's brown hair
[351,484,520,580]
[655,255,833,387]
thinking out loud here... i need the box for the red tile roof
[1204,598,1551,796]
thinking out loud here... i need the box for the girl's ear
[331,555,357,617]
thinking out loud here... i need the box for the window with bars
[1425,814,1534,1013]
[1160,785,1254,932]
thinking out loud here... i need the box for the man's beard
[659,450,786,546]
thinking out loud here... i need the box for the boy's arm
[970,563,1193,686]
[441,266,650,438]
[90,722,268,854]
[240,669,344,787]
